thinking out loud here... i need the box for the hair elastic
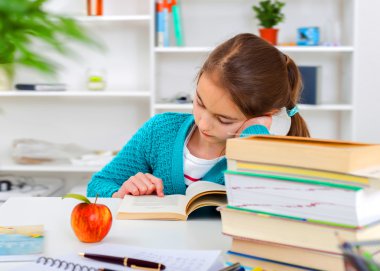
[287,106,299,117]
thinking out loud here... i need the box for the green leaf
[62,193,91,204]
[252,0,286,28]
[0,0,104,73]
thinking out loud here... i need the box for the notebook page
[11,243,223,271]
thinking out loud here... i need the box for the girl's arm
[87,116,158,197]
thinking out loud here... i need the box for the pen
[79,252,166,270]
[219,262,244,271]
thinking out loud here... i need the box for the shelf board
[0,162,101,173]
[74,15,151,22]
[154,103,193,110]
[278,46,354,53]
[155,47,213,53]
[154,103,353,111]
[299,104,353,111]
[0,91,151,98]
[154,46,354,53]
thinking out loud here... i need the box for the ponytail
[288,114,310,137]
[284,55,310,137]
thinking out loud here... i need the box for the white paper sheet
[11,243,223,271]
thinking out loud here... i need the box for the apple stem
[95,194,98,204]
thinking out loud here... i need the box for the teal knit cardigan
[87,113,269,197]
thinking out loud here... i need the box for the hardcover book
[219,206,380,254]
[116,181,226,220]
[224,170,380,227]
[227,234,344,271]
[227,159,380,189]
[226,135,380,173]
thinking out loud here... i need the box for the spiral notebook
[11,243,223,271]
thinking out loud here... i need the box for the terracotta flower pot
[259,28,279,45]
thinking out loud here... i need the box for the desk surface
[0,197,230,270]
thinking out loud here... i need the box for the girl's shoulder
[151,112,193,126]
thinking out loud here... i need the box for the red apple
[63,194,112,243]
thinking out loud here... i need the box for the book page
[185,181,226,199]
[184,181,226,215]
[117,194,188,218]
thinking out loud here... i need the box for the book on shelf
[226,234,344,271]
[226,252,315,271]
[224,170,380,227]
[298,66,319,105]
[0,225,44,262]
[219,206,380,254]
[171,0,184,46]
[226,135,380,173]
[163,0,170,47]
[227,159,380,189]
[15,83,66,91]
[156,0,170,47]
[116,181,226,220]
[156,0,165,47]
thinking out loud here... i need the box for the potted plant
[0,0,100,90]
[252,0,286,45]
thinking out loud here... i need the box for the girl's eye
[218,118,233,125]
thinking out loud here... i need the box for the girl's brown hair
[198,33,310,137]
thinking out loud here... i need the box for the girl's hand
[112,173,164,198]
[235,115,272,137]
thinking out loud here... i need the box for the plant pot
[0,64,14,91]
[259,28,279,45]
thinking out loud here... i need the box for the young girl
[87,33,310,198]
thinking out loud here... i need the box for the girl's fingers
[137,173,156,194]
[145,173,164,197]
[119,173,164,197]
[124,179,140,196]
[130,174,150,195]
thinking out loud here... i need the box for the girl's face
[193,72,247,145]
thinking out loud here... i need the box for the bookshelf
[0,0,372,179]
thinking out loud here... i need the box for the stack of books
[220,135,380,271]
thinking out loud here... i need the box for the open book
[116,181,226,220]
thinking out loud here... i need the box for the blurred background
[0,0,379,198]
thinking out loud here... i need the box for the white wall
[353,0,380,143]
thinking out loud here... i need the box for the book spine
[156,1,164,47]
[227,251,315,271]
[298,66,318,105]
[162,0,170,47]
[171,0,183,46]
[15,84,66,91]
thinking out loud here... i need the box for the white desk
[0,197,231,270]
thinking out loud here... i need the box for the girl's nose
[198,111,213,132]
